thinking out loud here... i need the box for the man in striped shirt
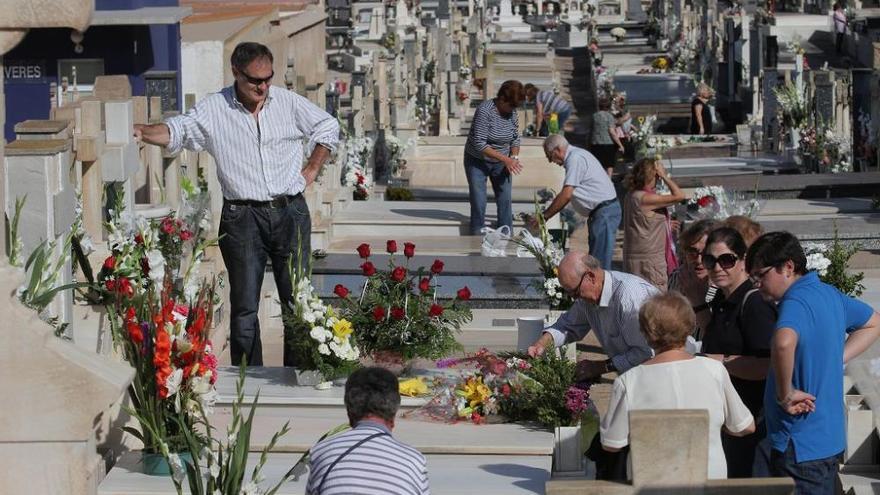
[524,84,573,136]
[528,252,656,380]
[133,42,339,366]
[307,367,430,494]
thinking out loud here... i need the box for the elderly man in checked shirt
[134,42,339,367]
[529,252,657,381]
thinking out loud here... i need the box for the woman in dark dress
[701,227,776,478]
[690,83,714,135]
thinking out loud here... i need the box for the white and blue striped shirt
[464,99,521,163]
[307,421,430,495]
[546,270,657,373]
[165,85,339,201]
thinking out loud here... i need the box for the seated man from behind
[307,367,430,495]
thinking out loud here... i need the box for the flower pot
[141,451,193,476]
[553,425,585,474]
[292,368,324,386]
[517,316,546,352]
[361,351,413,376]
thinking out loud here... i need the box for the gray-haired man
[307,367,430,494]
[527,135,619,269]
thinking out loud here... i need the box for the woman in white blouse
[600,292,755,479]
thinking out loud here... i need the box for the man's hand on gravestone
[575,359,607,381]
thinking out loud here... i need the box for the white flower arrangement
[802,242,832,276]
[688,185,762,220]
[340,137,374,199]
[284,258,360,382]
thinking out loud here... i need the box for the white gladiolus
[146,249,166,286]
[165,368,184,397]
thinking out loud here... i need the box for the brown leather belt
[225,193,300,208]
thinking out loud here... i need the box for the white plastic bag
[481,225,511,257]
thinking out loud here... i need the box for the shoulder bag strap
[316,431,389,493]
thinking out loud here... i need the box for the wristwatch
[510,155,519,160]
[604,359,617,373]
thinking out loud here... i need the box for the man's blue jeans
[770,441,842,494]
[588,201,621,270]
[218,195,311,367]
[464,153,513,235]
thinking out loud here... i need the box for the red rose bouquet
[335,240,473,360]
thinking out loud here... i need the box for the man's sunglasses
[702,253,739,271]
[238,70,274,86]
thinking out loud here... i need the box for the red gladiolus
[361,261,377,276]
[117,277,134,297]
[419,277,431,293]
[391,266,406,282]
[180,230,193,241]
[125,307,143,344]
[386,240,398,254]
[403,242,416,258]
[391,307,406,320]
[134,233,144,245]
[104,279,117,292]
[502,383,512,397]
[429,304,444,317]
[457,286,472,301]
[372,306,386,321]
[103,256,115,271]
[357,243,371,258]
[471,412,484,424]
[334,284,350,298]
[431,259,444,274]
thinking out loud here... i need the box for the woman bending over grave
[600,292,755,480]
[462,80,525,235]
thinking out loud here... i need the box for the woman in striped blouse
[463,80,525,235]
[524,83,573,136]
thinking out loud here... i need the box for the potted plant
[334,241,473,371]
[282,249,360,386]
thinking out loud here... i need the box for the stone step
[100,451,552,495]
[329,200,537,238]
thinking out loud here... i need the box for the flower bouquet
[99,198,220,456]
[687,185,762,221]
[282,253,360,383]
[340,136,374,200]
[513,200,571,310]
[335,241,473,364]
[409,350,595,428]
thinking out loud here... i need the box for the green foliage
[820,234,865,297]
[385,186,414,201]
[498,352,580,428]
[147,362,294,495]
[8,195,26,267]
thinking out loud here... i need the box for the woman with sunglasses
[701,227,777,478]
[668,219,720,339]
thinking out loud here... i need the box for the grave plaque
[144,71,178,113]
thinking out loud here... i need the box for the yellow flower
[462,376,491,408]
[399,377,429,397]
[552,266,559,276]
[333,319,353,340]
